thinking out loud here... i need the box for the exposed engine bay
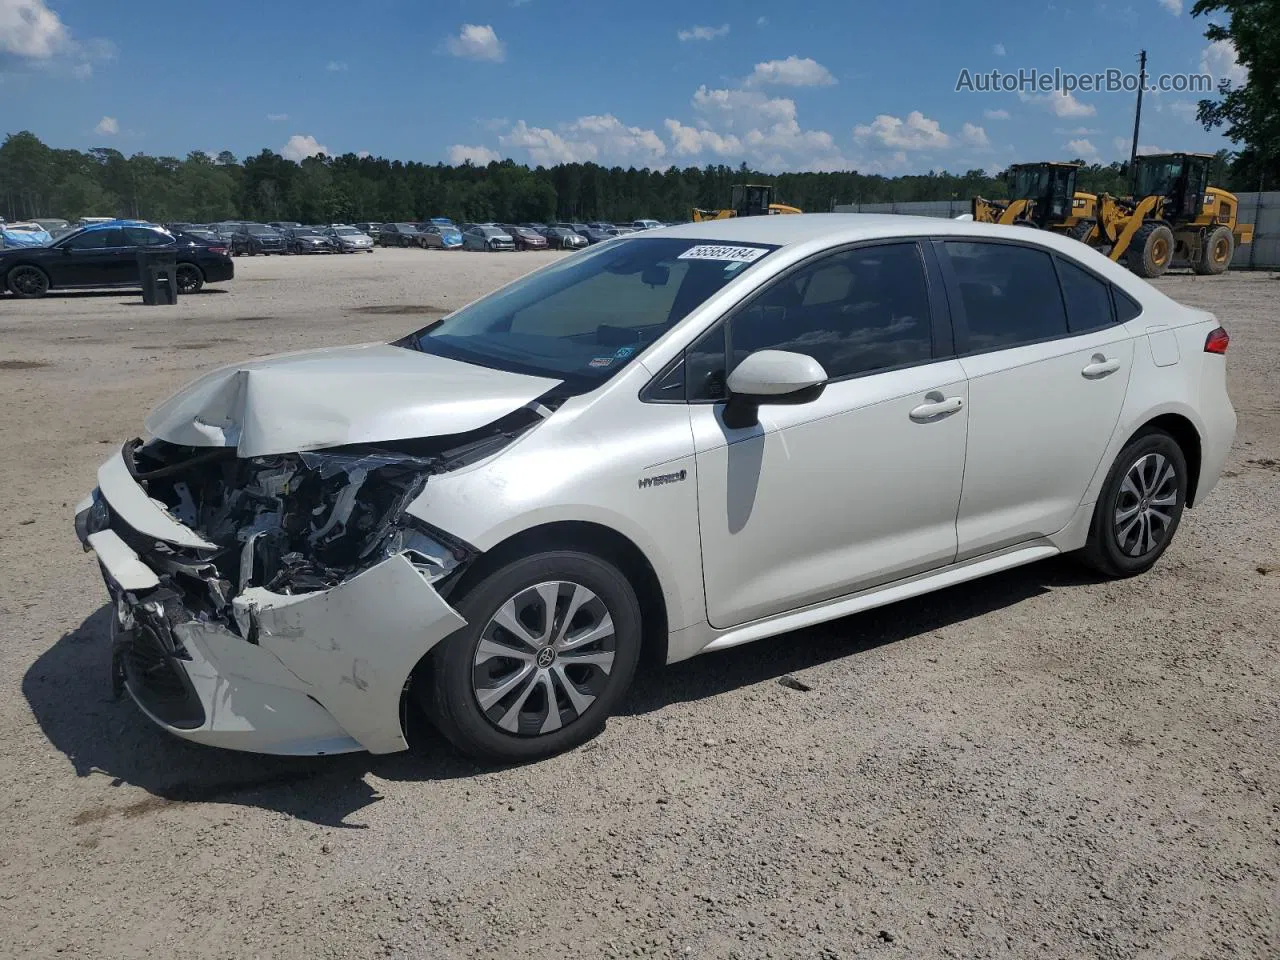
[108,405,547,626]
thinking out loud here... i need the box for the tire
[1193,225,1234,276]
[1126,222,1174,278]
[5,264,50,299]
[1068,220,1096,243]
[1079,430,1187,578]
[175,263,204,295]
[417,550,643,763]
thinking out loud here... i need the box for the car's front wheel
[418,550,642,762]
[1080,430,1187,577]
[6,265,50,299]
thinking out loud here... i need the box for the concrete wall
[833,192,1280,269]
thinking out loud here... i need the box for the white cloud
[266,112,288,122]
[448,144,502,165]
[94,116,118,136]
[71,61,92,79]
[677,23,729,41]
[1157,0,1181,13]
[447,23,505,61]
[1169,100,1198,121]
[692,85,797,130]
[1201,38,1247,87]
[1065,138,1098,159]
[325,60,347,72]
[664,119,742,157]
[756,15,768,26]
[1113,136,1164,157]
[1027,89,1096,117]
[0,0,68,59]
[281,134,329,161]
[960,122,990,148]
[1057,126,1102,135]
[745,55,836,88]
[500,115,666,166]
[854,111,950,150]
[983,108,1010,120]
[992,42,1006,56]
[356,150,371,159]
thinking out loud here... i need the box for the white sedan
[75,214,1236,762]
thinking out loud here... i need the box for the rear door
[937,239,1135,558]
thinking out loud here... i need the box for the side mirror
[722,350,827,429]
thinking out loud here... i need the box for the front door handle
[909,392,964,422]
[1082,354,1121,379]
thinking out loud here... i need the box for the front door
[49,227,129,286]
[690,241,968,629]
[937,239,1135,557]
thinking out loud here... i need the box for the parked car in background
[281,226,335,254]
[325,224,376,253]
[541,226,589,249]
[577,226,617,245]
[378,223,425,248]
[268,221,302,232]
[210,222,242,245]
[33,218,73,238]
[2,221,233,298]
[232,223,287,256]
[76,217,115,226]
[499,224,549,250]
[462,224,515,251]
[0,222,53,248]
[177,227,223,245]
[520,222,548,233]
[417,223,464,250]
[632,219,661,231]
[426,217,456,228]
[609,226,636,237]
[587,221,614,230]
[353,222,384,242]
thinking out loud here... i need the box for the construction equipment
[971,162,1099,240]
[1094,152,1253,278]
[692,184,802,222]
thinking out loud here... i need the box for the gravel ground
[0,249,1276,960]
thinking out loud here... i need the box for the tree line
[1,131,1244,227]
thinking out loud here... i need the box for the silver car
[73,215,1235,763]
[462,225,515,251]
[326,224,375,253]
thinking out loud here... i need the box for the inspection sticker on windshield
[677,244,769,263]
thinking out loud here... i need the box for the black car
[540,226,589,250]
[281,226,335,254]
[577,226,617,245]
[378,223,425,247]
[231,223,287,256]
[0,223,234,299]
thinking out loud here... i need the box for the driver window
[63,228,124,250]
[727,242,933,381]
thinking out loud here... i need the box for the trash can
[138,249,178,305]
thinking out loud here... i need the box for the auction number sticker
[677,244,769,263]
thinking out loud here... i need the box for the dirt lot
[0,249,1276,960]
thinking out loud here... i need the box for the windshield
[1010,167,1050,201]
[395,223,417,231]
[398,237,778,384]
[294,228,322,236]
[247,225,276,235]
[1135,158,1183,198]
[334,227,360,235]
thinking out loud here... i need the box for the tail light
[208,246,227,256]
[1204,326,1230,354]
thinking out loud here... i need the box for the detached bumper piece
[75,442,472,756]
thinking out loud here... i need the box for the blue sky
[0,0,1246,174]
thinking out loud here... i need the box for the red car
[500,224,549,251]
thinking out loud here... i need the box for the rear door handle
[1082,355,1121,379]
[909,393,964,422]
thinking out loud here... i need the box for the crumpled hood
[145,342,562,457]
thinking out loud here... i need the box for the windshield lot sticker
[677,244,769,263]
[589,356,614,368]
[613,345,636,359]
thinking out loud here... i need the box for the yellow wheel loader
[1094,152,1253,278]
[692,184,802,222]
[971,162,1099,240]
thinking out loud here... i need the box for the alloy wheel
[8,266,48,298]
[1113,453,1179,557]
[472,581,616,736]
[175,265,201,294]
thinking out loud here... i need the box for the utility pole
[1129,49,1147,190]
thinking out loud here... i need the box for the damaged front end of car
[75,410,541,755]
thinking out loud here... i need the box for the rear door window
[943,241,1069,351]
[1055,256,1115,333]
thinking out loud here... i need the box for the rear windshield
[399,237,778,387]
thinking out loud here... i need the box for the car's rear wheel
[417,550,642,763]
[1080,430,1187,578]
[175,263,204,295]
[6,265,50,299]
